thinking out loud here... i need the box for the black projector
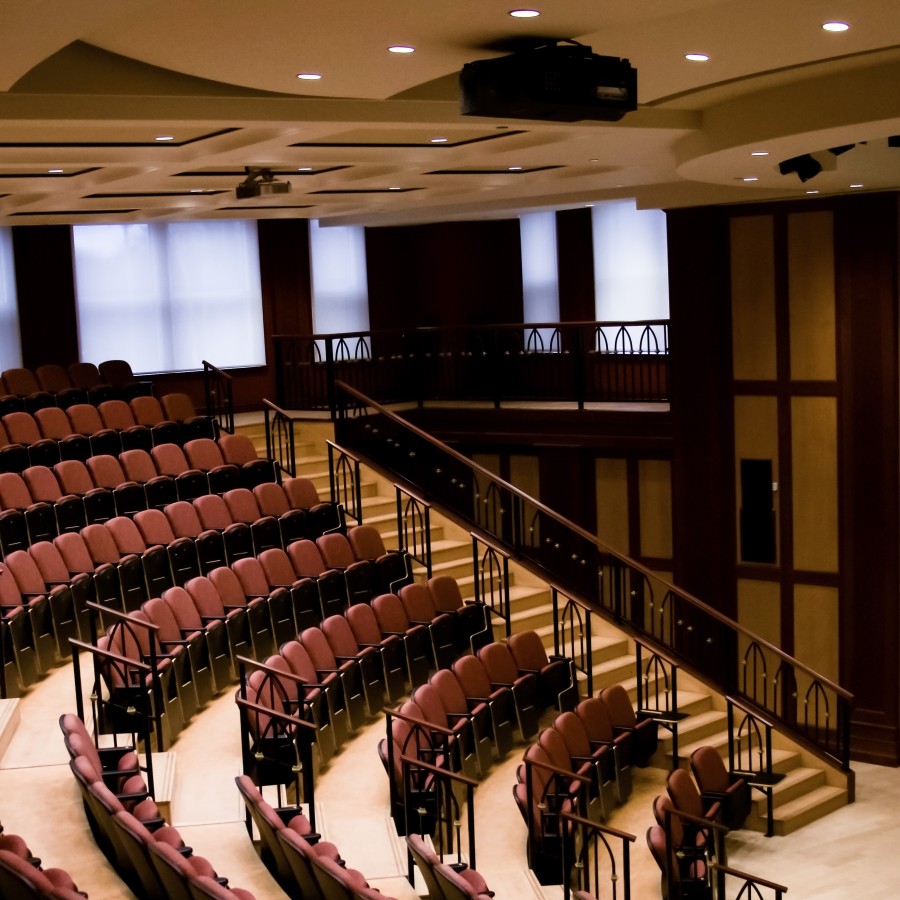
[235,180,291,200]
[460,43,637,123]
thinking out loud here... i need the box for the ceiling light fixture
[805,190,820,194]
[685,53,709,62]
[48,168,64,174]
[431,137,448,143]
[742,177,758,182]
[750,151,769,157]
[822,21,849,32]
[388,45,415,54]
[296,72,322,80]
[297,166,313,172]
[508,166,523,171]
[850,183,864,188]
[509,9,540,17]
[155,135,174,142]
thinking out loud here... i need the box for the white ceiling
[2,0,900,226]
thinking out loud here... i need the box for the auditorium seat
[161,393,215,442]
[120,448,178,510]
[218,432,277,489]
[185,438,242,494]
[575,697,632,803]
[151,443,208,501]
[68,361,117,405]
[451,655,514,757]
[411,680,476,777]
[99,399,153,452]
[398,582,456,671]
[22,464,86,534]
[3,410,60,467]
[0,470,58,545]
[553,710,617,820]
[54,458,117,524]
[130,395,181,446]
[66,402,122,457]
[86,454,147,517]
[232,556,296,646]
[371,592,433,688]
[35,363,87,409]
[507,629,576,712]
[5,548,79,658]
[427,575,489,655]
[321,613,385,714]
[433,859,496,900]
[34,406,91,461]
[598,683,658,767]
[105,514,174,599]
[208,566,275,659]
[165,501,226,574]
[344,602,407,703]
[689,745,751,831]
[163,585,233,691]
[223,488,282,554]
[257,547,322,634]
[185,575,252,664]
[194,493,254,564]
[287,539,349,618]
[477,641,539,740]
[300,625,368,729]
[0,421,29,474]
[99,358,151,400]
[0,561,46,684]
[316,531,375,605]
[1,367,54,413]
[666,768,722,846]
[347,524,412,594]
[431,667,495,775]
[282,476,344,537]
[252,482,309,545]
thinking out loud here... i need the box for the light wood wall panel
[509,455,539,501]
[595,458,629,554]
[793,585,840,683]
[731,215,777,381]
[791,397,838,572]
[733,395,779,563]
[788,212,836,381]
[737,579,781,661]
[638,459,672,558]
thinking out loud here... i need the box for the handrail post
[325,337,336,418]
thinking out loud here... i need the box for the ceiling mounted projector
[460,41,637,123]
[235,167,292,199]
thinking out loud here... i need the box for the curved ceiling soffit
[674,55,900,186]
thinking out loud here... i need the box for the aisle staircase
[239,417,849,841]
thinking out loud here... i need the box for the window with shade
[72,220,265,374]
[0,227,22,370]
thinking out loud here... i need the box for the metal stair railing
[332,381,854,779]
[202,360,235,435]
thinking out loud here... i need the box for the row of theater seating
[59,713,255,900]
[0,360,151,415]
[0,818,86,899]
[0,445,292,555]
[380,632,575,840]
[0,483,343,695]
[513,684,659,885]
[646,749,751,899]
[406,834,495,900]
[236,775,406,900]
[0,399,227,478]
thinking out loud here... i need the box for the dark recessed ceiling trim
[307,188,420,194]
[10,209,138,216]
[425,165,562,175]
[0,128,239,149]
[174,166,349,177]
[289,130,525,149]
[0,167,100,178]
[84,190,228,198]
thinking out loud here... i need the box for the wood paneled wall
[667,193,900,765]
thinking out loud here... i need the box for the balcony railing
[273,320,669,413]
[333,382,854,776]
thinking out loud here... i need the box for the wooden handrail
[334,380,852,702]
[398,754,478,787]
[559,811,636,843]
[709,863,788,894]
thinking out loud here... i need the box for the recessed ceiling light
[685,53,709,62]
[585,203,594,207]
[388,185,402,190]
[742,177,759,182]
[822,21,849,32]
[806,190,820,194]
[155,135,174,141]
[298,167,313,172]
[508,166,523,171]
[750,151,769,157]
[431,137,448,144]
[850,183,864,188]
[189,189,204,193]
[509,9,540,17]
[296,72,322,80]
[48,168,64,174]
[388,45,415,54]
